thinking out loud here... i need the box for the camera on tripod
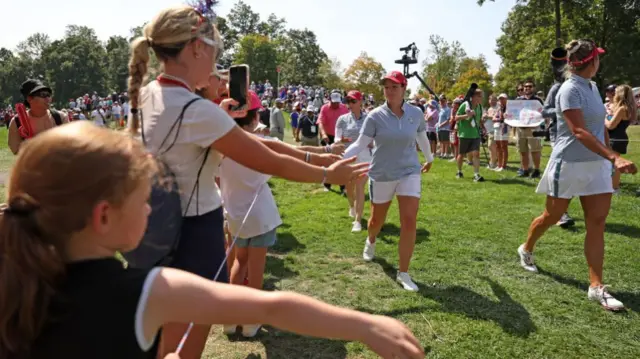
[394,42,440,101]
[395,43,419,77]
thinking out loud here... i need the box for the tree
[40,25,108,106]
[318,57,345,92]
[105,36,130,93]
[234,34,279,85]
[490,0,640,96]
[226,0,260,49]
[258,14,287,40]
[343,52,386,101]
[421,35,467,96]
[278,29,327,85]
[449,56,494,100]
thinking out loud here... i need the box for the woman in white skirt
[336,90,372,232]
[517,39,637,311]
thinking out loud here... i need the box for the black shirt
[32,258,158,359]
[297,114,319,138]
[259,108,271,128]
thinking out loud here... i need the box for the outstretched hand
[330,143,345,155]
[314,153,343,167]
[326,156,369,185]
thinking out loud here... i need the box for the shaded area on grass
[371,257,536,338]
[263,255,299,291]
[378,223,430,245]
[228,327,348,359]
[605,222,640,239]
[538,266,640,313]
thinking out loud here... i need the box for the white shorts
[536,159,613,199]
[369,174,421,204]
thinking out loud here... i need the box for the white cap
[498,93,508,99]
[261,100,268,106]
[306,106,315,112]
[330,92,342,103]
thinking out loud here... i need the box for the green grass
[1,121,639,358]
[204,127,640,358]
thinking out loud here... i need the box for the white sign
[503,100,545,128]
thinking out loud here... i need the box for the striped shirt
[335,111,367,149]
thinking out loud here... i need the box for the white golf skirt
[536,159,613,199]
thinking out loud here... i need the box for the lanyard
[157,74,192,92]
[306,115,316,125]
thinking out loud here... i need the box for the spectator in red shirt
[318,90,349,192]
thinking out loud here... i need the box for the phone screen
[229,65,249,109]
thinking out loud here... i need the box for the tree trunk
[555,0,562,47]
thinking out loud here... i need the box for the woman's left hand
[220,98,248,119]
[421,162,432,173]
[314,153,343,167]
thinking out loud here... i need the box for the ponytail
[128,37,151,135]
[0,193,64,358]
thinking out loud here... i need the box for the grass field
[204,125,640,359]
[1,123,640,358]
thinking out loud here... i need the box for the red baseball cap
[346,90,363,101]
[380,71,407,86]
[248,90,263,111]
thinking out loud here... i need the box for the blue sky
[1,0,517,91]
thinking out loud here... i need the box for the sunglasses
[347,99,358,104]
[524,85,533,88]
[32,92,52,98]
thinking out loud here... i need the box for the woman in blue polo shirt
[344,71,434,292]
[518,39,637,311]
[336,90,371,233]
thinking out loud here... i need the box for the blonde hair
[564,39,598,79]
[612,85,635,120]
[128,5,224,134]
[0,122,156,358]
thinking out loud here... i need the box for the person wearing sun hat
[519,39,637,312]
[343,70,434,292]
[8,79,68,155]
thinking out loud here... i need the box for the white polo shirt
[134,81,236,216]
[219,134,282,238]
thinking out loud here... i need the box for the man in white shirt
[91,107,106,127]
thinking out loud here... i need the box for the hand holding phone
[229,64,249,112]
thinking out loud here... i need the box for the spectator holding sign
[515,80,544,178]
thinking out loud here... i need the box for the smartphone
[229,64,249,111]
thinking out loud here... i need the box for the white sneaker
[351,221,362,232]
[349,207,355,218]
[517,244,538,272]
[241,324,262,338]
[223,325,237,335]
[588,285,625,311]
[363,238,375,261]
[495,167,504,172]
[396,272,419,292]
